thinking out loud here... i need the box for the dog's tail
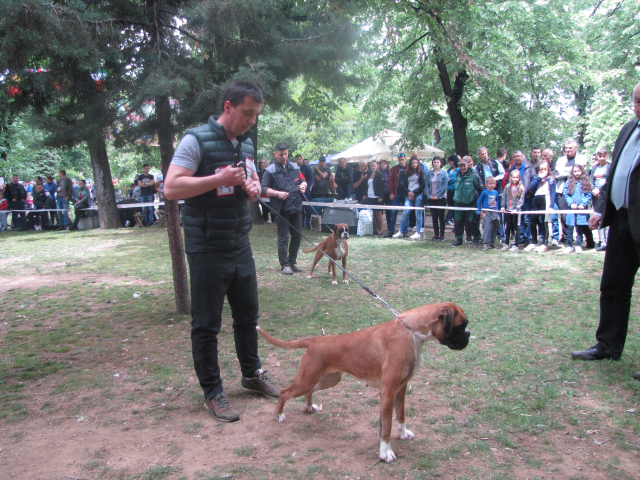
[256,326,312,349]
[302,246,318,254]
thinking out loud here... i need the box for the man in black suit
[571,82,640,382]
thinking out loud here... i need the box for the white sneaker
[412,226,417,232]
[563,246,574,254]
[574,246,583,253]
[552,239,559,246]
[266,220,272,224]
[524,244,537,252]
[392,231,404,238]
[409,232,421,240]
[34,225,41,231]
[509,245,519,252]
[536,245,547,253]
[501,245,510,251]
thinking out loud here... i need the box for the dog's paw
[306,403,322,413]
[306,275,312,279]
[331,280,338,285]
[277,413,286,423]
[379,441,396,463]
[398,423,415,440]
[343,279,349,284]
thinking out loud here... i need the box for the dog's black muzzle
[446,323,470,350]
[340,231,349,240]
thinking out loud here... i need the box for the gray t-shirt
[171,135,255,174]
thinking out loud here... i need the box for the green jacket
[453,169,481,205]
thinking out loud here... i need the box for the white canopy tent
[326,130,445,163]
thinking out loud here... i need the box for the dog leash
[256,195,401,318]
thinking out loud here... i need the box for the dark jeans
[188,244,261,400]
[428,198,446,237]
[595,209,640,356]
[70,207,87,230]
[504,212,520,245]
[531,196,549,245]
[388,193,406,234]
[28,210,49,227]
[520,197,533,244]
[556,193,569,241]
[382,192,392,230]
[9,200,24,229]
[446,191,455,222]
[277,210,302,268]
[566,224,586,247]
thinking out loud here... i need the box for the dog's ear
[440,305,455,335]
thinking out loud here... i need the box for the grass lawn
[0,224,639,480]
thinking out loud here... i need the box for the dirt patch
[0,274,162,291]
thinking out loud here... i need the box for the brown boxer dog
[303,223,349,285]
[257,302,470,462]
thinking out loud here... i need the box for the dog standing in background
[304,223,349,285]
[257,302,471,463]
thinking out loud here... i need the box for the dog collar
[398,318,431,341]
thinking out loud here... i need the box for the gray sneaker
[204,392,240,422]
[282,266,293,275]
[241,369,281,398]
[290,264,302,273]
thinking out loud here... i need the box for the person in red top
[384,153,409,237]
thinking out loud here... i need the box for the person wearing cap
[451,158,481,247]
[261,142,308,275]
[164,81,281,423]
[384,153,409,237]
[311,156,331,199]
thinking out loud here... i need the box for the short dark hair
[294,154,303,159]
[79,179,86,185]
[59,169,67,176]
[496,147,507,158]
[143,163,149,168]
[318,156,326,163]
[447,154,459,167]
[274,142,288,151]
[46,174,53,181]
[222,81,264,109]
[531,146,541,151]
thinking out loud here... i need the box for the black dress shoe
[571,346,620,361]
[290,264,302,273]
[596,244,607,252]
[633,371,640,381]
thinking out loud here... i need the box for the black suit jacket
[595,118,640,242]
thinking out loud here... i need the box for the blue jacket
[424,169,449,199]
[528,175,556,207]
[563,182,591,226]
[447,167,459,191]
[43,181,57,201]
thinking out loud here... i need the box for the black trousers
[382,192,392,229]
[595,209,640,357]
[277,210,302,268]
[188,244,261,400]
[70,207,87,230]
[504,212,520,245]
[530,196,549,245]
[428,198,446,237]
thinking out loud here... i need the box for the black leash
[255,195,401,318]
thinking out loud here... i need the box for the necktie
[610,124,640,210]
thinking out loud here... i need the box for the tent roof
[327,130,445,163]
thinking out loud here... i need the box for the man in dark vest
[164,81,280,423]
[261,142,308,274]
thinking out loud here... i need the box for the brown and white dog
[257,302,470,462]
[303,223,349,285]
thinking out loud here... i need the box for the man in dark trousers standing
[3,174,26,230]
[571,81,640,382]
[164,81,281,423]
[261,142,308,275]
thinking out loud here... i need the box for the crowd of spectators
[287,139,610,254]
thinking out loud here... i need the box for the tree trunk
[436,59,469,156]
[574,84,593,148]
[156,95,190,314]
[85,132,121,229]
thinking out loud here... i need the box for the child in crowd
[563,164,592,254]
[590,147,610,251]
[525,161,556,253]
[477,177,500,250]
[501,170,524,252]
[0,191,8,231]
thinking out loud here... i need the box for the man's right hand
[589,215,601,230]
[390,194,395,200]
[219,166,248,186]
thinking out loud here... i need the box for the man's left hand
[242,179,259,200]
[299,182,307,194]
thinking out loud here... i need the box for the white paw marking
[379,441,396,462]
[343,280,349,284]
[331,280,337,285]
[306,404,321,413]
[278,413,286,422]
[306,275,312,279]
[398,423,415,440]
